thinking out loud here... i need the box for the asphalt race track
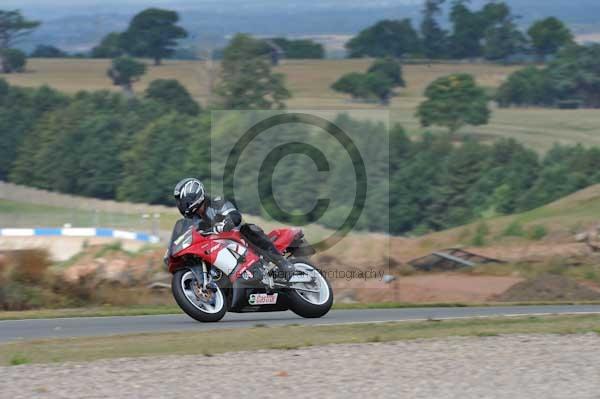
[2,305,600,343]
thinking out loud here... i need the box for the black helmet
[174,178,206,217]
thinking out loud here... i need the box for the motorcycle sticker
[248,293,278,305]
[242,270,254,280]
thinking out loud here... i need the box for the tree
[482,138,539,214]
[479,1,512,26]
[332,72,394,104]
[528,17,574,60]
[0,10,36,73]
[220,33,271,63]
[216,33,290,109]
[545,44,600,108]
[30,45,67,58]
[145,79,200,115]
[91,32,125,58]
[270,38,324,59]
[0,48,26,73]
[107,56,146,96]
[495,66,554,107]
[498,44,600,108]
[332,58,403,104]
[0,10,40,49]
[121,8,187,65]
[0,82,68,178]
[363,72,395,104]
[448,0,484,59]
[449,1,520,60]
[417,73,490,133]
[331,72,369,99]
[117,113,207,204]
[420,0,448,59]
[9,90,160,197]
[367,57,405,87]
[427,139,488,229]
[483,17,526,62]
[345,19,419,58]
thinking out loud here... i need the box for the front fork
[189,262,209,289]
[189,262,218,304]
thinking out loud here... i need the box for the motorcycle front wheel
[172,269,227,322]
[287,258,333,318]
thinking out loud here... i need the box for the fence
[0,227,160,243]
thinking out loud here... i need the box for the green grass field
[0,199,169,230]
[4,58,600,152]
[2,314,599,365]
[466,183,600,236]
[483,183,600,241]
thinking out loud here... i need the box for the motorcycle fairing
[168,227,303,284]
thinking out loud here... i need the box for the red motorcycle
[167,226,333,322]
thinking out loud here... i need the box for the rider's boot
[271,253,295,283]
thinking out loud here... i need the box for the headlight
[171,228,193,255]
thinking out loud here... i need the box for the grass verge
[1,314,600,365]
[3,301,600,321]
[0,305,181,321]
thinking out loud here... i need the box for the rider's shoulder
[208,195,228,208]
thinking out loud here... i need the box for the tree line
[2,78,600,234]
[496,43,600,108]
[0,3,578,69]
[0,7,325,77]
[347,1,574,62]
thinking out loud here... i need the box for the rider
[171,177,295,281]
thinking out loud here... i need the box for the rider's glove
[213,221,226,233]
[163,249,169,267]
[213,219,234,233]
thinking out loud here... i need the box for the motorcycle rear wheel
[287,258,333,318]
[172,269,227,322]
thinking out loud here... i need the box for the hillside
[5,59,600,151]
[396,184,600,262]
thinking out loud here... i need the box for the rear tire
[172,269,227,322]
[287,258,333,318]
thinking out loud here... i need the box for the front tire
[287,259,333,318]
[172,269,227,322]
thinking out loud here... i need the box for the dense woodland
[2,80,600,235]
